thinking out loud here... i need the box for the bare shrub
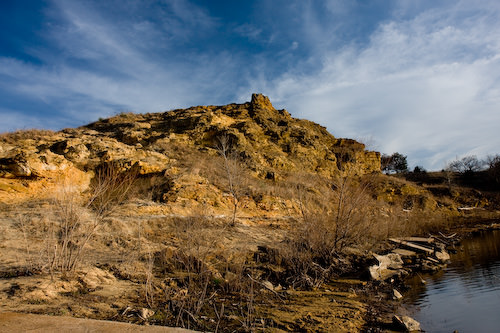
[329,175,374,252]
[46,186,92,273]
[163,214,226,328]
[43,162,136,273]
[87,162,138,220]
[141,214,267,331]
[216,135,243,226]
[280,172,376,288]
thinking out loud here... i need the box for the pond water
[402,229,500,333]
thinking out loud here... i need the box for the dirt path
[0,312,196,332]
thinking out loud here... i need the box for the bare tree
[486,154,500,186]
[282,171,374,288]
[446,155,484,174]
[215,135,241,226]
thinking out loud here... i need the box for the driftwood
[392,248,417,257]
[439,232,457,239]
[370,236,451,281]
[426,256,440,263]
[389,238,434,254]
[399,237,434,244]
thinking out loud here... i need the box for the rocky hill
[0,94,380,210]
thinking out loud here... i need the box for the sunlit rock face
[0,94,380,205]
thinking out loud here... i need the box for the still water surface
[402,229,500,333]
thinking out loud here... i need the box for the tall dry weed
[40,162,137,273]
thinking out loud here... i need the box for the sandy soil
[0,312,196,332]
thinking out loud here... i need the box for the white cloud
[2,0,500,171]
[234,23,262,41]
[253,1,500,169]
[0,0,241,131]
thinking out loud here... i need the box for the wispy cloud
[0,0,240,132]
[247,1,500,169]
[1,0,499,170]
[234,23,262,41]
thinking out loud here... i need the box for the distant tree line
[380,152,500,189]
[445,154,500,187]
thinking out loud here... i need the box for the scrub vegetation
[1,95,499,332]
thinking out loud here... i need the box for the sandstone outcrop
[0,94,380,207]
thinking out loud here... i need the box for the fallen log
[389,238,434,254]
[399,237,434,244]
[392,248,417,257]
[425,256,440,263]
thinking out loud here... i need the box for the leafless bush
[280,173,375,288]
[216,135,243,226]
[46,186,92,273]
[43,162,136,273]
[160,214,226,328]
[87,162,138,220]
[141,213,266,331]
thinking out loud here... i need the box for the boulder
[435,249,450,262]
[393,315,421,331]
[0,156,31,178]
[369,253,404,281]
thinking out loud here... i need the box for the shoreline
[359,217,500,331]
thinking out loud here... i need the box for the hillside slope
[0,94,379,211]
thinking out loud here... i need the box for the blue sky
[1,0,500,170]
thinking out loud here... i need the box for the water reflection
[402,230,500,333]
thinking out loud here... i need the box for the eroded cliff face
[84,93,380,177]
[0,94,380,208]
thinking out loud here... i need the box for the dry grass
[12,162,139,274]
[0,129,55,144]
[129,213,270,331]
